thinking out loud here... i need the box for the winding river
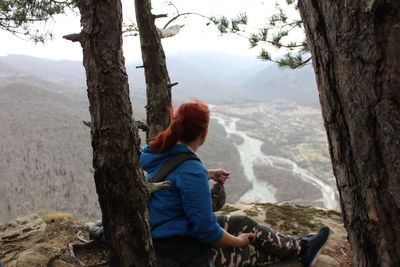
[213,113,338,210]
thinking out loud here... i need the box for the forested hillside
[0,54,252,222]
[0,53,328,222]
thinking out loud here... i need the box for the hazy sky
[0,0,299,62]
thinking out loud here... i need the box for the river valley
[212,105,339,210]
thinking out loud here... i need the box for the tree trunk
[72,0,156,265]
[135,0,172,138]
[298,1,400,266]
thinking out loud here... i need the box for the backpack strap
[149,152,200,183]
[149,151,200,232]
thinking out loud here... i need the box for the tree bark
[72,0,156,265]
[135,0,172,138]
[298,1,400,266]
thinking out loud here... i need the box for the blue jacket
[140,143,223,244]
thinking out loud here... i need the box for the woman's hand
[236,233,256,247]
[208,169,231,184]
[214,231,256,247]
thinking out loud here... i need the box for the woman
[140,99,329,267]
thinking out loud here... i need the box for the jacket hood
[140,143,194,174]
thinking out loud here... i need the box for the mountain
[0,55,86,88]
[0,78,97,221]
[0,52,327,222]
[236,64,320,108]
[128,52,319,107]
[127,51,268,104]
[0,55,249,222]
[1,52,319,107]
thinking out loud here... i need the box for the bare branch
[163,12,211,29]
[82,121,91,128]
[153,14,168,19]
[63,33,82,42]
[166,1,179,14]
[123,32,138,37]
[168,82,179,88]
[146,181,172,193]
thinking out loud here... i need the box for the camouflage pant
[212,215,301,267]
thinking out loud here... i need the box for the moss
[221,203,343,236]
[40,212,74,224]
[219,204,240,214]
[243,209,259,217]
[321,209,342,219]
[256,203,327,235]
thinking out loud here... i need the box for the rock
[52,260,75,267]
[212,182,227,212]
[3,240,73,267]
[0,214,48,264]
[0,214,47,244]
[6,243,57,267]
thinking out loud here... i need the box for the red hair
[149,99,210,153]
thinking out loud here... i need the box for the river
[213,113,338,210]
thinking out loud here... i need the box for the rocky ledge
[0,203,351,266]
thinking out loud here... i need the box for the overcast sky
[0,0,300,62]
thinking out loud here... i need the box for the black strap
[149,152,200,183]
[149,151,200,231]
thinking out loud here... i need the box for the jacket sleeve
[175,160,224,244]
